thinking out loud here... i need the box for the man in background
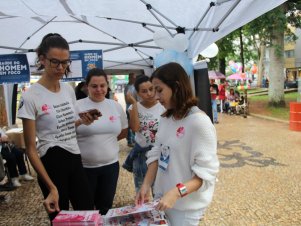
[218,79,227,113]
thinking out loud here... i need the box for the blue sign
[0,54,30,84]
[64,50,103,82]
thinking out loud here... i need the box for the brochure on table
[104,200,169,225]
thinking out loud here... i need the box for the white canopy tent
[0,0,287,127]
[0,0,286,71]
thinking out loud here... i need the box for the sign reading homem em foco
[63,49,103,82]
[0,54,30,84]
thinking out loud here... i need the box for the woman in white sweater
[136,62,219,226]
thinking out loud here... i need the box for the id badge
[158,145,170,171]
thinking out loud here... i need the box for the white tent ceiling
[0,0,287,71]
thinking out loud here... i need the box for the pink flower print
[109,115,117,122]
[150,132,155,140]
[176,126,185,138]
[41,104,50,114]
[149,121,155,127]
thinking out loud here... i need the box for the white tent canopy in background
[0,0,286,71]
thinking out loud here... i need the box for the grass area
[249,91,299,101]
[247,88,267,94]
[248,91,300,120]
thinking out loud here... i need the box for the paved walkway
[201,113,301,226]
[1,113,300,225]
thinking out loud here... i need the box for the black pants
[1,144,27,178]
[84,161,119,215]
[38,146,93,221]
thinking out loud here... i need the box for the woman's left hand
[156,188,180,211]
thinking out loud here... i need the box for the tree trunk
[268,30,285,107]
[239,27,245,73]
[0,85,8,127]
[257,44,265,87]
[219,58,226,75]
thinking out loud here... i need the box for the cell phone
[79,109,102,118]
[88,109,102,117]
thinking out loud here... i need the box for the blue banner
[0,54,30,84]
[64,49,103,82]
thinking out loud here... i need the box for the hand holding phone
[87,109,102,117]
[79,109,102,118]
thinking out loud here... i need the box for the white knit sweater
[146,106,219,211]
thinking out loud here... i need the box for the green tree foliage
[203,0,301,106]
[247,0,301,106]
[205,31,238,73]
[207,28,257,75]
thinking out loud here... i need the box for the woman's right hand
[43,187,60,213]
[135,183,151,206]
[79,112,97,125]
[0,135,8,143]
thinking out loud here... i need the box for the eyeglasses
[46,58,72,68]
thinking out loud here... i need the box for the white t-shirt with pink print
[129,102,165,148]
[75,97,128,168]
[17,82,80,157]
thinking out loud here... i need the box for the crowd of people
[210,78,247,119]
[1,33,220,225]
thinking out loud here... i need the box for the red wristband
[176,183,188,197]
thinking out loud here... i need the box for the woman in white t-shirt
[17,33,95,221]
[75,68,128,215]
[122,75,165,192]
[136,63,219,226]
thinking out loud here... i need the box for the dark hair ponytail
[36,33,70,75]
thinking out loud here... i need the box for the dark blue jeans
[1,143,27,178]
[133,151,148,192]
[122,143,152,192]
[84,161,119,215]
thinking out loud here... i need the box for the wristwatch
[176,183,188,197]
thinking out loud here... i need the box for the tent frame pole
[98,16,176,30]
[70,15,151,62]
[213,0,241,31]
[139,0,177,37]
[189,3,215,39]
[16,16,57,51]
[139,0,177,27]
[104,60,152,69]
[0,46,29,51]
[68,39,160,49]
